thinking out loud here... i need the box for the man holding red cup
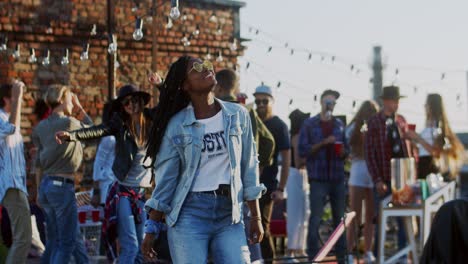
[298,89,348,262]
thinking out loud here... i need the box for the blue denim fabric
[117,195,146,263]
[307,180,347,260]
[38,176,89,264]
[167,192,250,263]
[373,182,406,257]
[145,100,265,227]
[298,115,349,182]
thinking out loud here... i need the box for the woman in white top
[406,93,465,179]
[346,100,379,263]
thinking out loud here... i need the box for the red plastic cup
[91,210,100,222]
[334,141,344,156]
[408,123,416,131]
[78,211,87,224]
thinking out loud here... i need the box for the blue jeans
[373,182,406,257]
[38,176,89,264]
[168,192,250,263]
[117,191,146,263]
[307,180,347,261]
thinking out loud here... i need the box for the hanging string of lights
[0,0,239,66]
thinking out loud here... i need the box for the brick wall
[0,0,245,183]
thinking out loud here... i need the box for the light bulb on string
[28,48,37,63]
[12,44,20,60]
[108,34,117,55]
[290,49,294,56]
[216,50,223,62]
[182,11,188,21]
[352,100,357,112]
[284,43,289,48]
[331,56,336,63]
[41,49,50,66]
[267,46,272,53]
[205,49,212,60]
[276,81,281,89]
[90,24,97,36]
[255,29,259,35]
[193,24,200,36]
[441,73,446,80]
[229,38,237,51]
[166,17,173,29]
[308,53,312,61]
[350,64,355,71]
[0,36,7,51]
[80,42,90,61]
[216,25,222,36]
[209,12,217,23]
[169,0,180,20]
[45,21,53,34]
[133,18,144,41]
[246,62,250,70]
[61,48,69,65]
[180,35,189,45]
[314,94,318,102]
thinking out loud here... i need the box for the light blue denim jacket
[145,99,266,226]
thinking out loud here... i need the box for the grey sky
[238,0,468,131]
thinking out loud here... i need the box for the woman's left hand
[248,219,264,244]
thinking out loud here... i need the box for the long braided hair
[145,55,192,166]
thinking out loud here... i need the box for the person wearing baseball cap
[298,89,348,261]
[253,84,291,262]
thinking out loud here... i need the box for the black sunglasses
[255,99,270,105]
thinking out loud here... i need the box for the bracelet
[144,219,166,236]
[250,216,261,221]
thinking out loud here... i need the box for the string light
[205,48,212,60]
[166,17,173,29]
[193,24,200,36]
[216,25,222,36]
[61,48,69,65]
[308,53,312,61]
[41,49,50,66]
[182,11,188,21]
[133,18,144,41]
[290,49,294,56]
[229,38,237,51]
[169,0,181,20]
[276,81,281,89]
[350,64,354,71]
[246,62,250,69]
[80,43,90,61]
[28,48,37,63]
[90,24,97,36]
[45,21,53,34]
[331,56,336,63]
[209,12,217,23]
[12,44,20,60]
[441,73,446,80]
[267,46,272,53]
[108,34,117,55]
[216,50,223,62]
[0,36,7,51]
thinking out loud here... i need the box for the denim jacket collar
[182,98,236,127]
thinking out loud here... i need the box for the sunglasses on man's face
[121,96,141,107]
[188,60,214,74]
[255,99,270,106]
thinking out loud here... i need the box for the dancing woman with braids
[55,84,155,263]
[141,56,266,263]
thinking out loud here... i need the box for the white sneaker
[365,251,376,263]
[347,254,354,264]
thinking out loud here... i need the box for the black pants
[259,191,275,263]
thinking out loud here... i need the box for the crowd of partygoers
[1,55,468,264]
